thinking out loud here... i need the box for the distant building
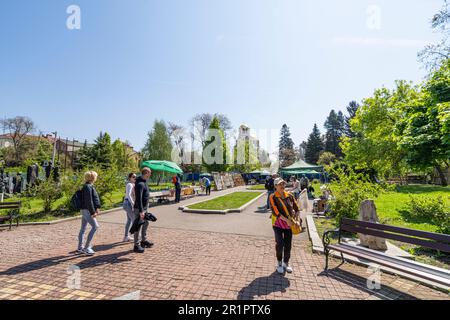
[238,124,260,151]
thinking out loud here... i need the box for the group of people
[76,169,301,275]
[77,167,155,256]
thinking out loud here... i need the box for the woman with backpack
[77,171,101,256]
[123,172,137,242]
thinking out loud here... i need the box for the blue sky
[0,0,443,154]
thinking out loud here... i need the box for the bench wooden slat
[0,205,21,209]
[341,224,450,253]
[341,218,450,244]
[328,244,450,286]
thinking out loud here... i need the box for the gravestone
[358,200,388,251]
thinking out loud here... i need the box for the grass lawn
[187,191,263,210]
[2,190,125,223]
[247,184,266,191]
[313,184,450,269]
[375,184,450,233]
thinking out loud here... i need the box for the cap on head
[274,178,286,186]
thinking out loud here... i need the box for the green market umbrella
[140,160,183,175]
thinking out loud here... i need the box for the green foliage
[32,179,63,213]
[395,60,450,185]
[90,132,114,168]
[328,167,382,221]
[142,120,173,161]
[279,124,295,167]
[317,151,337,167]
[88,166,124,205]
[233,139,261,173]
[324,110,345,157]
[304,124,324,164]
[342,81,419,178]
[60,171,84,211]
[203,116,229,172]
[407,195,450,234]
[111,139,139,172]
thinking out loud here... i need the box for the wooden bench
[0,201,21,230]
[149,190,171,204]
[322,218,450,288]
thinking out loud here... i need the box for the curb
[180,191,266,214]
[0,207,123,228]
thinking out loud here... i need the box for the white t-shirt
[125,182,135,207]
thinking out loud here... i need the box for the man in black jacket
[133,167,153,253]
[265,174,276,210]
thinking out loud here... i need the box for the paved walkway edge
[305,214,450,293]
[180,191,266,214]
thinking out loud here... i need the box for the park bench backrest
[340,218,450,253]
[0,202,21,210]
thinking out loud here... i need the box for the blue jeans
[123,200,134,238]
[78,209,99,250]
[267,190,274,209]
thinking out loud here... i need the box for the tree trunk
[435,165,448,187]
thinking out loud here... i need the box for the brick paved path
[0,193,448,300]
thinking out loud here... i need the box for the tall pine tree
[91,132,114,168]
[344,101,360,138]
[278,124,296,167]
[324,110,345,157]
[304,124,324,164]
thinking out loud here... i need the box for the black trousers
[206,186,211,195]
[175,188,181,202]
[273,226,293,264]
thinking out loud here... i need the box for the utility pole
[51,131,58,165]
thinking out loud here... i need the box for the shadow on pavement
[0,242,132,276]
[318,268,419,300]
[237,272,290,300]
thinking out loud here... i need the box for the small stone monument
[358,200,387,251]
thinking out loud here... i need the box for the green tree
[317,151,337,167]
[324,110,345,157]
[341,81,418,179]
[203,116,229,172]
[142,120,173,161]
[278,124,295,167]
[344,101,360,138]
[90,132,114,168]
[76,140,92,169]
[112,139,138,172]
[396,60,450,185]
[304,124,324,164]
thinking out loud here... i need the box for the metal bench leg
[324,248,329,271]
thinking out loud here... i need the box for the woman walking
[77,171,101,256]
[269,178,300,274]
[123,173,137,242]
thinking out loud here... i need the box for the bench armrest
[322,228,340,249]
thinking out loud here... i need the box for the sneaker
[283,262,293,273]
[123,236,132,242]
[133,244,145,253]
[276,261,284,274]
[84,247,95,256]
[75,249,84,255]
[141,240,154,248]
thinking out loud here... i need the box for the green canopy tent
[279,160,324,180]
[140,160,183,175]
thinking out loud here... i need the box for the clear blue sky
[0,0,443,154]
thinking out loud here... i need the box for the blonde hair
[141,167,151,175]
[84,171,98,183]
